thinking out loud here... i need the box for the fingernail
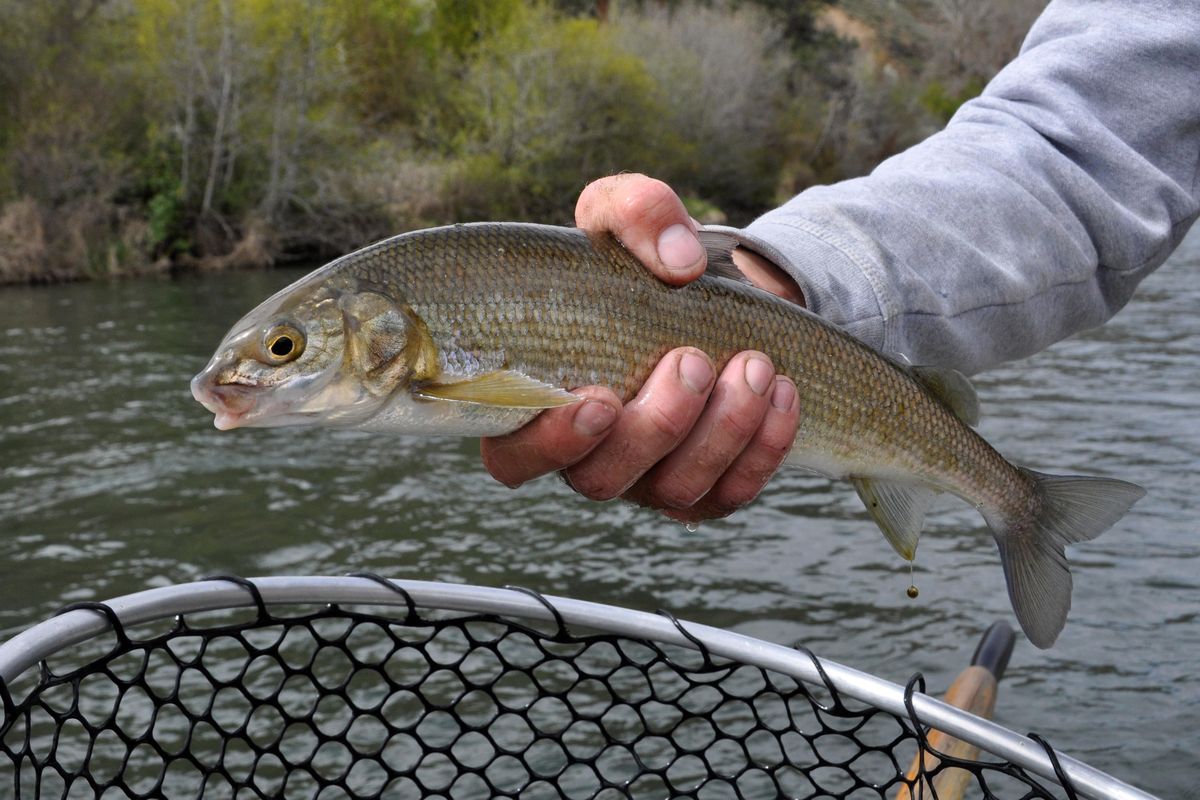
[771,377,796,410]
[745,357,773,396]
[657,223,704,272]
[573,400,617,437]
[679,352,713,393]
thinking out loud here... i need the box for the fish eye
[262,325,305,364]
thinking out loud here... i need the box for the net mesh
[0,579,1078,800]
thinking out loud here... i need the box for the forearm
[733,0,1200,374]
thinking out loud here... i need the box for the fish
[191,222,1145,648]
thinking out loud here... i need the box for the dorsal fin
[909,365,980,426]
[698,231,753,285]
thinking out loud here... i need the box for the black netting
[0,583,1078,799]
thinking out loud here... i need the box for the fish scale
[192,221,1145,648]
[353,224,1005,498]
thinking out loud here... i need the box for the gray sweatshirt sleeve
[732,0,1200,374]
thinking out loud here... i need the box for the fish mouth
[191,372,261,431]
[190,362,344,430]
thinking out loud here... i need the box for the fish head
[192,270,436,430]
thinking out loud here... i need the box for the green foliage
[740,0,834,49]
[148,190,188,255]
[433,0,525,58]
[609,2,802,220]
[681,196,728,225]
[920,77,986,123]
[337,0,437,127]
[0,0,1033,283]
[447,8,671,222]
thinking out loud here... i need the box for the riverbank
[0,184,723,286]
[0,1,1041,287]
[0,195,311,285]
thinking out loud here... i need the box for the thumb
[576,173,706,285]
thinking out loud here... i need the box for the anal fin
[851,478,938,561]
[416,370,581,409]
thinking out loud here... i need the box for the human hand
[480,173,803,523]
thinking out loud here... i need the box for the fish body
[192,222,1144,647]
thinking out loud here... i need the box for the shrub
[446,6,671,222]
[610,2,797,220]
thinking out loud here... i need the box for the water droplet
[683,521,700,533]
[906,585,919,599]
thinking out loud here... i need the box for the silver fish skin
[191,222,1145,648]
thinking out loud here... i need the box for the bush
[0,199,49,284]
[446,6,671,223]
[920,76,985,123]
[610,2,798,220]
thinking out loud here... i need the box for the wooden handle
[894,666,998,800]
[894,622,1014,800]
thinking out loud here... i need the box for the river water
[1,233,1197,796]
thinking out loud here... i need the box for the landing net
[0,576,1151,799]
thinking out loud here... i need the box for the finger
[576,173,706,284]
[624,352,776,510]
[480,386,621,488]
[563,348,714,500]
[662,376,800,523]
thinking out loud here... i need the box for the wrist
[731,246,806,307]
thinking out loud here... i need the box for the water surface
[1,234,1197,796]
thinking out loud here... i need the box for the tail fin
[985,469,1145,649]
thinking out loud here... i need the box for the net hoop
[0,576,1153,800]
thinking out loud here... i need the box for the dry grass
[0,199,50,284]
[0,196,158,285]
[177,222,275,272]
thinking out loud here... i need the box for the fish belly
[354,390,538,436]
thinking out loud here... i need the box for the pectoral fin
[852,478,938,560]
[416,371,581,409]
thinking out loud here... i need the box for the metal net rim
[0,575,1152,800]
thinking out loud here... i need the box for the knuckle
[479,442,523,488]
[620,177,680,227]
[624,481,694,512]
[688,496,741,521]
[717,404,762,442]
[707,503,745,521]
[706,482,761,516]
[755,432,794,463]
[644,478,705,511]
[563,467,622,502]
[575,180,607,220]
[758,408,801,464]
[577,174,638,226]
[645,403,692,443]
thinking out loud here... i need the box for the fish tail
[984,468,1145,649]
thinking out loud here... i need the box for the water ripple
[1,236,1198,795]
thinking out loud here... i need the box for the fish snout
[191,369,256,430]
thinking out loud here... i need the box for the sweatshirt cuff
[705,216,890,352]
